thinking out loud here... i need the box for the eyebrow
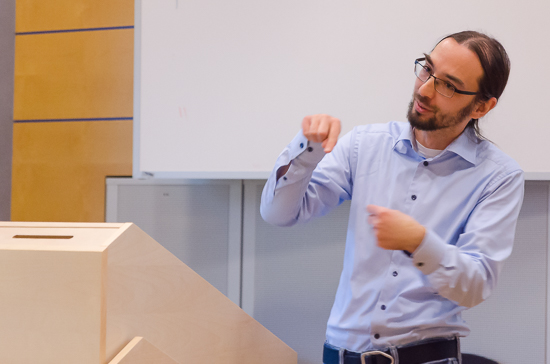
[424,53,466,88]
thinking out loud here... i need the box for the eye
[442,81,455,91]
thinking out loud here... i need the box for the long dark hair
[438,31,511,140]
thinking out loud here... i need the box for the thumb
[366,204,383,215]
[323,122,341,153]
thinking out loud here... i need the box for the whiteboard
[134,0,550,179]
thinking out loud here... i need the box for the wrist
[409,225,426,253]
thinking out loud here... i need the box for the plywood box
[0,222,297,364]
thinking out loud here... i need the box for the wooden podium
[0,222,297,364]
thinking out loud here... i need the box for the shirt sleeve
[412,169,525,308]
[260,129,354,227]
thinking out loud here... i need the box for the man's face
[407,38,484,132]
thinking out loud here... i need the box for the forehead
[428,38,484,89]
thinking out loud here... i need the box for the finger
[303,115,322,142]
[307,115,325,143]
[366,204,380,215]
[367,214,378,227]
[304,114,336,143]
[302,116,312,134]
[323,118,341,153]
[315,117,331,143]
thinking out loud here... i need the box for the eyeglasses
[414,58,480,98]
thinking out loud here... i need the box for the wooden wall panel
[11,120,133,222]
[0,0,15,220]
[16,0,134,33]
[14,29,133,120]
[12,0,134,222]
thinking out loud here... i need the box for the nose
[417,76,436,99]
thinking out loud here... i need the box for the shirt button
[423,161,429,166]
[392,271,398,277]
[307,146,313,152]
[283,176,287,181]
[374,334,380,339]
[411,195,417,200]
[381,305,386,310]
[300,143,304,149]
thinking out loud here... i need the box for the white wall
[135,0,550,178]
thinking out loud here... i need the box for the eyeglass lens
[414,61,455,98]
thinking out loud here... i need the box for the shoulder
[475,140,524,188]
[337,122,409,167]
[350,121,407,143]
[476,140,522,173]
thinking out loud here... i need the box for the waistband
[323,337,459,364]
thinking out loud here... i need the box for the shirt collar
[393,124,416,156]
[445,127,478,165]
[393,123,479,165]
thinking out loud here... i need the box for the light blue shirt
[260,121,524,352]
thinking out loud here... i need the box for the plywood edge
[0,222,134,253]
[108,337,181,364]
[0,222,125,228]
[99,222,135,249]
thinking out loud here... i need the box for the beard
[407,93,477,131]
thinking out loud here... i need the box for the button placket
[403,160,430,209]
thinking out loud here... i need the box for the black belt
[323,337,458,364]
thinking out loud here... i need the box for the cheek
[439,99,469,116]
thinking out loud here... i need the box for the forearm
[260,131,325,226]
[261,162,317,226]
[413,171,524,307]
[413,230,504,308]
[261,129,353,227]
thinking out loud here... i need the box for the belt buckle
[360,350,395,364]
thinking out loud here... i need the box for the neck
[414,124,468,150]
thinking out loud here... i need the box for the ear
[470,97,497,119]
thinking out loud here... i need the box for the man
[260,31,524,364]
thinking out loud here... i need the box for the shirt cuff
[275,130,325,174]
[412,229,448,275]
[289,130,326,166]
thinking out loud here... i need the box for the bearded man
[261,31,524,364]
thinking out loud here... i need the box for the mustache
[413,93,437,112]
